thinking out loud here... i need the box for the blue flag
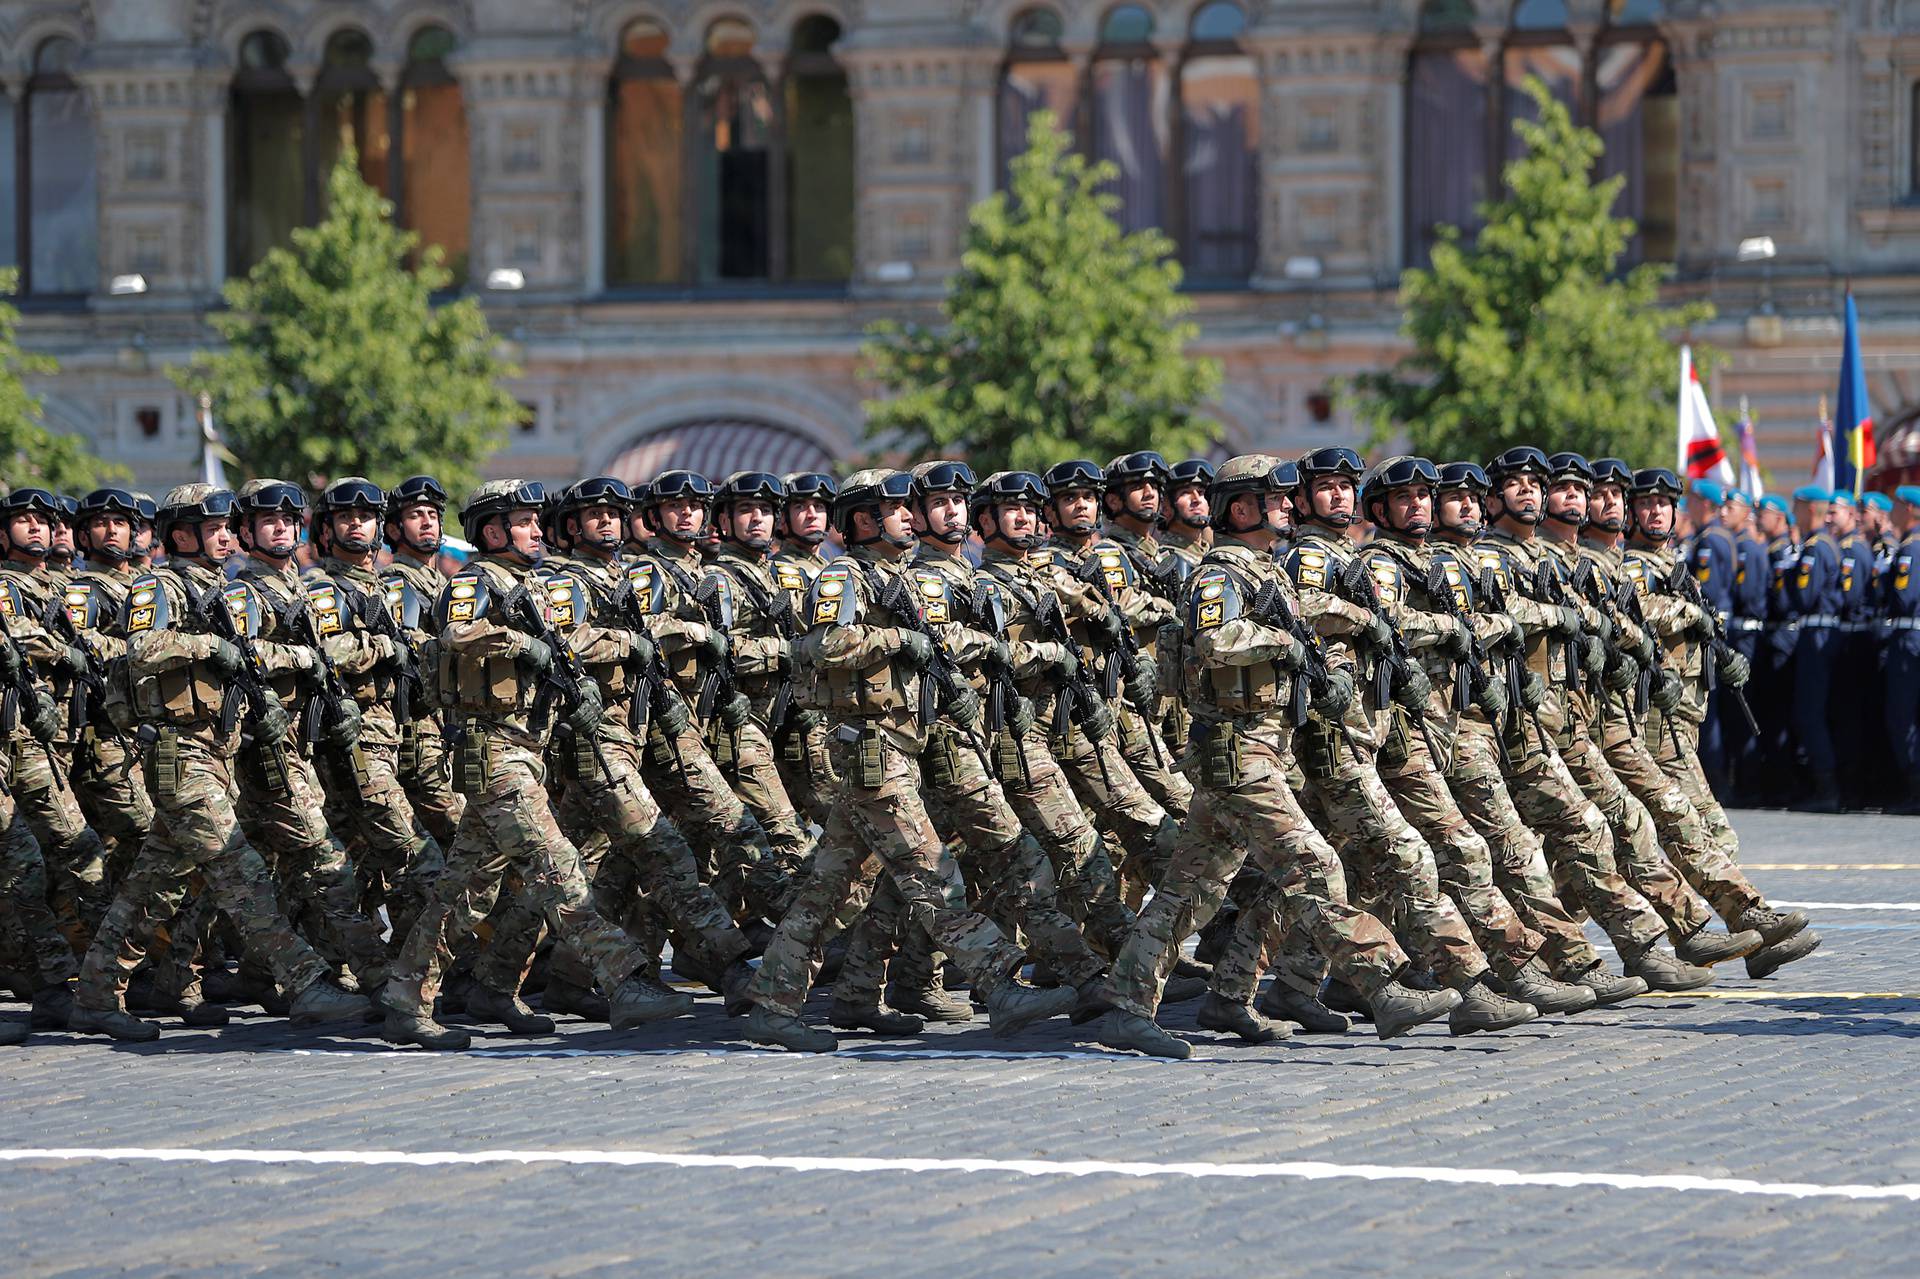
[1831,293,1876,497]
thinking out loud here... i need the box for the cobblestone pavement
[4,811,1919,1277]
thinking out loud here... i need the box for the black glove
[1602,653,1638,694]
[0,642,21,684]
[1009,693,1036,737]
[697,628,731,664]
[1089,609,1127,647]
[1519,669,1548,711]
[56,643,90,675]
[1473,674,1508,724]
[1581,633,1607,683]
[985,639,1013,671]
[654,692,692,739]
[945,683,982,728]
[791,707,825,736]
[1076,697,1114,742]
[1273,632,1309,673]
[1649,668,1684,712]
[1592,616,1616,646]
[897,631,935,672]
[1715,646,1751,688]
[565,681,606,736]
[717,690,752,732]
[628,633,657,670]
[1362,615,1393,651]
[771,637,793,674]
[23,689,59,743]
[253,690,293,745]
[321,698,363,749]
[209,639,246,676]
[1125,660,1159,711]
[1311,667,1354,719]
[1438,619,1473,660]
[1631,630,1658,669]
[1551,605,1584,638]
[1506,618,1527,650]
[516,638,553,676]
[1391,660,1432,711]
[1050,650,1081,684]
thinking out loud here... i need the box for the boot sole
[1746,931,1822,979]
[989,989,1079,1039]
[1676,929,1765,966]
[1450,1006,1539,1036]
[743,1032,838,1053]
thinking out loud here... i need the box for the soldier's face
[725,499,776,548]
[84,513,131,557]
[328,508,380,554]
[1437,489,1480,534]
[7,512,49,559]
[1264,492,1291,532]
[251,511,300,557]
[502,508,544,558]
[1866,507,1890,537]
[1388,483,1432,536]
[1589,483,1627,532]
[1171,484,1208,527]
[991,501,1040,545]
[1118,479,1159,521]
[1827,503,1857,535]
[1759,508,1788,538]
[51,524,74,556]
[922,492,969,542]
[1051,489,1098,533]
[878,498,916,545]
[659,496,705,539]
[1309,476,1354,521]
[199,517,239,561]
[1547,479,1589,524]
[1630,495,1674,539]
[393,502,441,552]
[784,498,828,541]
[132,521,154,556]
[1498,474,1541,522]
[1722,501,1752,534]
[577,502,625,550]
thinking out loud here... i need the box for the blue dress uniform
[1689,513,1738,784]
[1884,487,1920,811]
[1757,495,1804,793]
[1728,512,1771,797]
[1836,501,1880,799]
[1788,510,1847,806]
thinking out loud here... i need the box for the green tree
[1351,78,1714,467]
[173,149,521,495]
[0,269,125,491]
[862,112,1220,472]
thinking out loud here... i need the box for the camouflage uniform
[1082,522,1194,821]
[72,540,340,1020]
[60,563,152,886]
[766,549,839,825]
[0,622,80,1004]
[382,551,466,848]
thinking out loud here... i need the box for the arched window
[1178,1,1258,281]
[693,18,773,281]
[230,30,303,275]
[7,36,99,294]
[397,26,470,283]
[786,16,853,283]
[999,7,1076,180]
[1405,0,1679,267]
[608,20,683,285]
[313,28,390,216]
[1090,5,1166,235]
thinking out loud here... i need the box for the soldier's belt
[1728,618,1766,632]
[1888,618,1920,631]
[1798,614,1840,629]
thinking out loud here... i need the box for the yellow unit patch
[64,586,90,627]
[1370,560,1399,607]
[1294,549,1327,589]
[545,585,577,628]
[448,599,477,623]
[1098,550,1128,589]
[307,585,344,636]
[775,563,808,592]
[814,598,840,624]
[1198,600,1225,629]
[129,605,156,632]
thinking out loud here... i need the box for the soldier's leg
[1117,702,1193,820]
[323,737,438,950]
[400,717,465,849]
[747,811,873,1017]
[718,718,813,881]
[73,735,153,891]
[997,725,1134,956]
[640,719,788,923]
[1053,724,1182,899]
[73,832,198,1014]
[1618,720,1763,924]
[0,811,79,995]
[13,741,111,949]
[772,716,838,827]
[1561,733,1715,941]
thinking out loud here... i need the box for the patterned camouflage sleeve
[127,582,220,677]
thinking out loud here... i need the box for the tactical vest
[804,559,911,717]
[1185,556,1289,717]
[123,571,252,728]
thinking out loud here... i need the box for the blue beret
[1689,479,1723,502]
[1863,491,1893,512]
[1721,487,1752,506]
[1830,490,1857,508]
[1792,484,1831,502]
[1896,486,1920,507]
[1757,494,1790,516]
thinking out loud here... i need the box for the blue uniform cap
[1721,487,1752,506]
[1757,494,1790,516]
[1689,479,1723,502]
[1791,484,1830,503]
[1829,490,1857,509]
[1863,491,1893,512]
[1895,485,1920,508]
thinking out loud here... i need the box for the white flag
[1677,346,1734,485]
[197,393,230,491]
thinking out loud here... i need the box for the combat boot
[1257,983,1352,1034]
[743,1005,837,1053]
[153,993,231,1028]
[1173,956,1214,982]
[1624,944,1714,992]
[816,935,850,985]
[381,1010,471,1051]
[1574,967,1647,1005]
[1195,993,1289,1044]
[1322,977,1374,1020]
[289,979,373,1024]
[1733,904,1810,948]
[68,1004,160,1042]
[436,972,473,1017]
[541,977,611,1022]
[29,982,73,1030]
[1449,975,1538,1036]
[1673,925,1764,966]
[1160,975,1208,1005]
[827,1001,924,1037]
[1503,962,1598,1015]
[610,975,695,1028]
[0,1018,25,1045]
[1067,978,1115,1026]
[985,980,1078,1038]
[1746,929,1822,979]
[1367,980,1462,1040]
[1800,772,1843,813]
[464,984,557,1035]
[887,981,974,1023]
[1193,907,1235,968]
[720,958,756,1017]
[1096,1010,1192,1060]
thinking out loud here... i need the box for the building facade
[6,0,1920,490]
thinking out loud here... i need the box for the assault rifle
[193,582,279,743]
[1421,559,1514,768]
[278,593,361,763]
[1474,563,1553,756]
[691,576,739,723]
[499,580,615,783]
[1077,559,1169,767]
[1334,556,1442,762]
[1666,562,1761,737]
[1247,577,1360,762]
[334,579,424,726]
[39,595,105,737]
[1031,586,1117,788]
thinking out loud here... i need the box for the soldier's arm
[127,585,219,677]
[566,621,635,667]
[1192,617,1299,667]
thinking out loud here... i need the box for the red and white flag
[1812,394,1835,490]
[1678,345,1734,485]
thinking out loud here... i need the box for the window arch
[4,35,99,294]
[693,17,774,281]
[1090,5,1166,235]
[312,27,390,218]
[1178,1,1258,282]
[1404,0,1678,267]
[229,29,303,275]
[998,7,1077,181]
[786,16,853,283]
[397,25,470,284]
[607,19,683,285]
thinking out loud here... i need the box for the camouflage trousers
[75,728,329,1011]
[1117,701,1193,820]
[992,722,1135,957]
[1049,717,1183,897]
[1643,708,1765,922]
[833,725,1105,1007]
[400,714,466,848]
[1559,710,1715,941]
[1444,725,1603,978]
[470,729,750,999]
[385,738,647,1019]
[73,731,152,889]
[639,712,791,923]
[238,746,390,992]
[1497,706,1666,964]
[321,709,443,951]
[748,730,1026,1018]
[1377,719,1543,978]
[11,736,111,951]
[1294,721,1489,990]
[1103,728,1406,1019]
[708,714,814,877]
[0,758,78,989]
[772,714,839,828]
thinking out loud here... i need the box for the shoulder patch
[63,580,102,630]
[774,560,809,593]
[911,567,953,625]
[304,580,346,636]
[1365,554,1401,608]
[1293,547,1327,590]
[222,581,265,639]
[809,563,855,627]
[1187,567,1239,632]
[1093,546,1135,591]
[124,574,168,634]
[438,570,491,627]
[542,573,588,630]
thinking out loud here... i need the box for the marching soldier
[1886,487,1920,813]
[381,475,467,850]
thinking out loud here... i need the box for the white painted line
[1744,864,1920,871]
[281,1046,1130,1063]
[1772,901,1920,912]
[0,1146,1913,1203]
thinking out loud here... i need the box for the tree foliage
[862,112,1220,472]
[1351,78,1714,467]
[172,149,521,495]
[0,269,126,492]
